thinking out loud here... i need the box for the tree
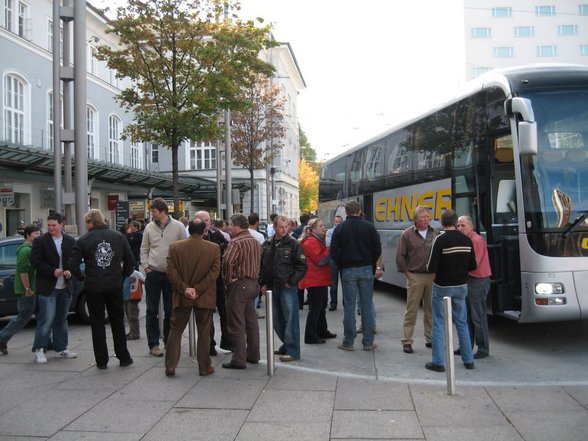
[299,127,317,162]
[94,0,275,216]
[231,75,286,212]
[299,158,319,213]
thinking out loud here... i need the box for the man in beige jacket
[164,219,221,377]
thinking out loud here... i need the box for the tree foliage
[94,0,275,216]
[231,74,286,212]
[299,159,319,213]
[299,126,317,162]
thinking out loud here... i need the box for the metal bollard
[443,296,456,395]
[265,289,275,376]
[158,294,164,344]
[188,309,196,357]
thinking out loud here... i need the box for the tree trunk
[171,143,180,219]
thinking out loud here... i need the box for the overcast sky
[93,0,466,160]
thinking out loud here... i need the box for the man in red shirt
[457,215,492,359]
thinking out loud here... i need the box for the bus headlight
[535,282,564,295]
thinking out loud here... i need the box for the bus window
[495,179,517,223]
[365,144,384,180]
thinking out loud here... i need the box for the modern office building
[0,1,303,237]
[464,1,588,80]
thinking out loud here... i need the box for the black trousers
[86,289,132,367]
[304,285,329,343]
[210,277,232,349]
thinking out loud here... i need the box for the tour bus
[318,64,588,323]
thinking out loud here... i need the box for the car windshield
[0,241,20,269]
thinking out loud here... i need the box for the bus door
[488,133,521,314]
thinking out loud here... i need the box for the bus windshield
[519,87,588,255]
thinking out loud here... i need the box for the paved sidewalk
[1,290,587,440]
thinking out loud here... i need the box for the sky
[93,0,466,161]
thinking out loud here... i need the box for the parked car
[0,236,89,323]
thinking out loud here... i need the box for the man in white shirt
[265,213,277,238]
[248,213,266,245]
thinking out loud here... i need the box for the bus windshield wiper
[562,210,588,238]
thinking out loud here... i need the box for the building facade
[0,1,303,237]
[464,1,588,80]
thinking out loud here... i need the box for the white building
[464,1,588,80]
[0,1,303,237]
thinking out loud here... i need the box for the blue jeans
[33,288,72,352]
[145,271,173,349]
[466,277,491,355]
[341,265,375,347]
[0,295,36,344]
[431,283,473,366]
[329,259,340,307]
[272,284,300,358]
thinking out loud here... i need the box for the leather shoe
[328,305,336,311]
[464,362,475,369]
[273,349,286,355]
[199,366,214,376]
[425,342,432,348]
[305,338,326,344]
[222,362,246,369]
[403,344,414,354]
[96,364,108,370]
[425,362,445,372]
[474,352,488,359]
[320,332,337,339]
[220,341,234,352]
[454,348,461,355]
[165,367,175,377]
[119,358,133,367]
[209,347,218,356]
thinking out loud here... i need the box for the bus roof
[321,63,588,166]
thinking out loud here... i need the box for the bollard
[443,296,456,395]
[266,289,275,376]
[188,309,196,357]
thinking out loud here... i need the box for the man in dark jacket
[260,215,307,361]
[331,200,382,352]
[425,209,477,373]
[31,212,77,364]
[69,209,135,369]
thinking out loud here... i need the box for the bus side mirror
[518,121,538,156]
[505,97,538,156]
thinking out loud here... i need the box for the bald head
[457,215,474,236]
[194,211,211,234]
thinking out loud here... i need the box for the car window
[0,242,19,268]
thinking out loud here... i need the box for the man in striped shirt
[221,214,263,369]
[425,209,477,373]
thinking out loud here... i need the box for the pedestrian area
[1,289,587,440]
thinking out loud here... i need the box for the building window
[471,27,491,38]
[515,26,535,37]
[150,144,159,164]
[87,106,97,159]
[130,143,143,169]
[537,45,557,57]
[17,1,28,39]
[3,0,13,31]
[189,141,216,170]
[473,67,492,78]
[581,45,588,56]
[494,47,514,57]
[47,19,63,56]
[492,7,512,17]
[47,92,63,151]
[580,5,588,15]
[535,5,555,16]
[4,74,26,144]
[558,25,578,36]
[109,68,120,88]
[88,45,97,75]
[108,115,122,164]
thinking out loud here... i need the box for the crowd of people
[0,199,492,376]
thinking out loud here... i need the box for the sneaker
[337,343,355,351]
[256,309,265,319]
[56,349,78,359]
[279,354,299,362]
[149,346,163,357]
[363,343,378,351]
[34,349,47,364]
[0,341,7,355]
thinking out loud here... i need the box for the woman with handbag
[298,218,337,344]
